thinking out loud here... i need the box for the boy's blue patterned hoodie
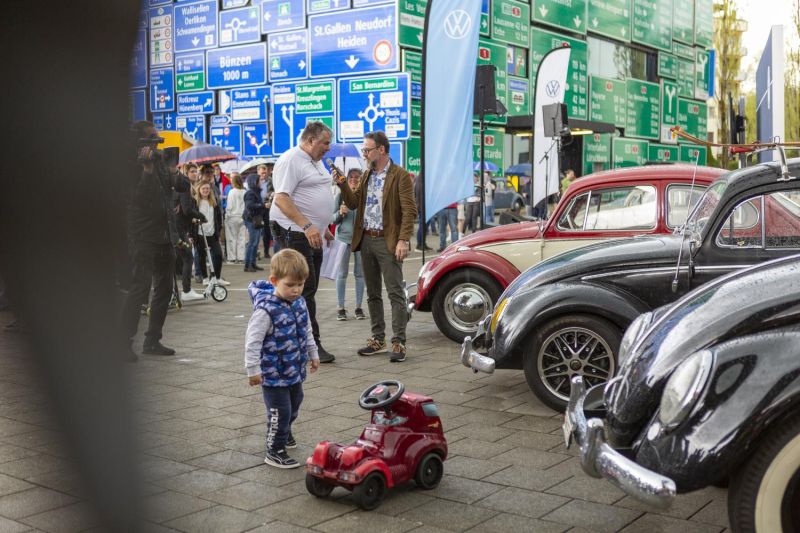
[245,280,317,387]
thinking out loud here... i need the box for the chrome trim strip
[581,265,751,281]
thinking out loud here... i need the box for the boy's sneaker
[357,337,387,356]
[286,432,297,449]
[264,449,300,469]
[390,342,406,363]
[354,308,366,320]
[337,309,347,321]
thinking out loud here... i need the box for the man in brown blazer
[335,131,417,362]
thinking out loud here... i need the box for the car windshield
[683,179,728,236]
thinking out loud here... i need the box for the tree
[785,0,800,142]
[713,0,746,168]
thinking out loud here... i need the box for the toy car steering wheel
[359,380,405,410]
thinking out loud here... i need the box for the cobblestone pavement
[0,246,732,532]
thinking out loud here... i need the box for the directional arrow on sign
[539,5,548,17]
[592,17,598,27]
[264,11,271,21]
[417,33,422,43]
[345,55,360,69]
[204,98,213,109]
[621,27,627,37]
[178,78,184,87]
[270,40,278,49]
[298,60,306,70]
[574,16,582,28]
[192,37,199,47]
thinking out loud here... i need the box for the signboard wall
[530,29,588,120]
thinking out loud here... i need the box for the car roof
[567,165,725,195]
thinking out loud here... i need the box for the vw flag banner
[532,46,570,208]
[422,0,482,222]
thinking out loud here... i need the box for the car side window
[583,186,657,231]
[763,192,800,248]
[666,184,707,228]
[716,196,763,248]
[557,192,590,231]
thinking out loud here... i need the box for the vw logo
[444,10,472,40]
[545,80,560,98]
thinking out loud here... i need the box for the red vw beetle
[412,165,724,342]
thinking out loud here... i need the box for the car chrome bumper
[405,282,417,316]
[564,376,676,509]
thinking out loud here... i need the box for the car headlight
[489,297,510,334]
[618,312,653,366]
[659,349,714,429]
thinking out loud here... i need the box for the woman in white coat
[224,173,247,264]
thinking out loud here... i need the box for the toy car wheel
[523,314,621,411]
[305,473,334,498]
[211,285,227,302]
[414,453,444,490]
[353,472,386,511]
[728,412,800,532]
[432,269,502,343]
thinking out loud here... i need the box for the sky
[737,0,798,90]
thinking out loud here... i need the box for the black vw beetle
[564,255,800,532]
[461,158,800,410]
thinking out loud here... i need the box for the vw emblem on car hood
[444,10,472,40]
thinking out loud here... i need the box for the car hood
[500,234,684,300]
[604,255,800,445]
[455,221,543,249]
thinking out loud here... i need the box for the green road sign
[675,57,695,98]
[304,116,334,133]
[672,0,694,44]
[583,133,612,176]
[613,138,649,167]
[296,81,335,113]
[626,79,660,140]
[411,101,420,133]
[507,45,527,77]
[533,0,588,35]
[658,52,677,79]
[531,29,588,120]
[481,8,490,37]
[648,143,678,163]
[587,0,631,42]
[679,144,707,165]
[473,125,506,172]
[507,76,530,116]
[492,0,530,48]
[477,39,508,125]
[677,97,707,139]
[399,0,426,50]
[660,79,678,142]
[694,0,713,48]
[406,135,421,175]
[632,0,673,52]
[176,72,204,93]
[673,40,694,59]
[402,50,422,99]
[589,76,626,127]
[695,48,711,99]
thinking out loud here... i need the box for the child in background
[244,249,320,468]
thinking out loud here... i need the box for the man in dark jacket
[120,121,190,361]
[174,163,206,301]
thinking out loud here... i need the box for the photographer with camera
[120,121,190,361]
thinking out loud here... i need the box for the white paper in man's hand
[320,239,348,280]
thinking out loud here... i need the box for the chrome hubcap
[444,283,492,332]
[537,327,615,402]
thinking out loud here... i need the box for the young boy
[245,248,320,468]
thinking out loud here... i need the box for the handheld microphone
[325,158,346,183]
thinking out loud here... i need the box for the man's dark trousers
[121,242,175,345]
[277,227,323,344]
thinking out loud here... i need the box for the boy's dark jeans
[262,383,304,453]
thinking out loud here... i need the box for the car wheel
[512,199,524,213]
[728,413,800,533]
[353,472,387,511]
[432,269,502,343]
[414,453,444,490]
[523,314,622,411]
[305,473,334,498]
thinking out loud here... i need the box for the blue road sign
[218,90,232,114]
[389,141,403,167]
[131,29,147,89]
[223,0,249,8]
[411,82,421,99]
[150,68,175,112]
[207,43,267,89]
[337,73,410,141]
[175,52,205,92]
[211,114,232,126]
[152,114,165,130]
[243,123,274,157]
[210,124,243,155]
[260,0,306,34]
[149,5,174,67]
[175,0,219,52]
[219,6,261,46]
[138,2,149,29]
[352,0,389,6]
[130,90,147,121]
[271,79,337,154]
[230,87,271,122]
[268,30,309,82]
[308,0,350,15]
[309,5,398,78]
[178,91,216,114]
[149,0,171,6]
[176,115,208,142]
[162,112,179,131]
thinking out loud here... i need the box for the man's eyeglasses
[361,146,377,155]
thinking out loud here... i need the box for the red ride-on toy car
[305,380,448,510]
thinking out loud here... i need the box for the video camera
[137,136,179,169]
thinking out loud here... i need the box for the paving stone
[178,426,245,445]
[546,475,626,504]
[0,455,73,480]
[203,481,296,511]
[615,488,717,520]
[0,445,39,465]
[426,475,503,505]
[315,510,420,533]
[166,406,229,422]
[231,465,305,487]
[369,488,435,517]
[164,504,267,533]
[143,490,215,523]
[475,486,570,519]
[0,487,79,520]
[494,429,564,451]
[446,438,514,460]
[0,473,34,497]
[23,467,89,498]
[0,419,38,439]
[19,501,101,533]
[541,499,643,533]
[0,516,32,533]
[493,448,570,470]
[218,435,265,455]
[186,450,263,475]
[244,521,316,533]
[442,455,510,480]
[481,465,573,492]
[501,415,563,434]
[400,498,498,532]
[465,513,568,533]
[0,430,64,450]
[147,442,225,463]
[620,513,724,533]
[448,423,517,443]
[255,494,353,527]
[140,457,197,482]
[689,493,730,528]
[155,469,245,497]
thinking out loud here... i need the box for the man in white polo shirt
[270,122,336,363]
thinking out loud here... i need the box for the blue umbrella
[505,163,532,176]
[325,143,361,159]
[473,161,499,172]
[178,142,237,165]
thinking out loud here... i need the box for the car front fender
[490,282,648,369]
[415,250,519,312]
[353,458,395,488]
